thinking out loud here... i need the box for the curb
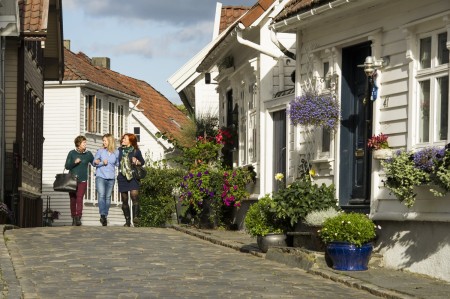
[0,225,22,299]
[171,225,419,299]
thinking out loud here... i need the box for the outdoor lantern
[361,56,389,77]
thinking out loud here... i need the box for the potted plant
[0,202,12,224]
[270,176,337,228]
[319,212,377,271]
[367,133,391,160]
[43,208,61,227]
[244,194,289,253]
[298,207,340,251]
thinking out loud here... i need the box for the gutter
[235,23,281,59]
[271,0,355,31]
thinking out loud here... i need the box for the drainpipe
[235,23,281,59]
[0,36,5,201]
[269,26,296,60]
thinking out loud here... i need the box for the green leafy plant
[271,177,337,227]
[319,212,377,247]
[304,207,340,227]
[380,148,450,207]
[139,162,185,227]
[244,194,288,237]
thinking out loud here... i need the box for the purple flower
[197,172,202,177]
[413,147,444,172]
[288,92,341,131]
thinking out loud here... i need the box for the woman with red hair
[117,133,145,226]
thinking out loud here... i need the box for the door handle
[355,148,365,157]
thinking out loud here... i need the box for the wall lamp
[359,56,390,77]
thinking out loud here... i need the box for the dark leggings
[121,190,139,208]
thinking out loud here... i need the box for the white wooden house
[44,44,189,227]
[271,0,450,281]
[190,0,296,226]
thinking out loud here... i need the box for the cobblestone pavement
[2,226,382,298]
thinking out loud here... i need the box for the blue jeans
[96,177,115,217]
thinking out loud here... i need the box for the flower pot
[257,233,287,253]
[372,149,392,160]
[326,242,373,271]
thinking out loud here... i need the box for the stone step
[265,246,384,271]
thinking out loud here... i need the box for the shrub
[139,164,184,227]
[271,178,337,227]
[304,207,340,227]
[319,212,377,247]
[244,194,288,237]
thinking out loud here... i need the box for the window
[134,127,141,142]
[85,95,102,133]
[23,87,44,167]
[118,105,124,137]
[416,31,449,144]
[108,102,115,136]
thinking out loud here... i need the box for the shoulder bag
[53,169,78,192]
[131,164,147,181]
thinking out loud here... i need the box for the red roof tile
[19,0,48,37]
[63,47,190,146]
[219,6,250,34]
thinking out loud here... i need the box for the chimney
[92,57,111,69]
[63,40,71,50]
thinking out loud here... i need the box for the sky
[62,0,257,105]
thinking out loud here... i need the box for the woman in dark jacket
[65,135,94,226]
[117,133,145,227]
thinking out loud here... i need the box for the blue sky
[63,0,256,105]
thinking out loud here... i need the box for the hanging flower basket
[372,148,393,160]
[288,92,341,131]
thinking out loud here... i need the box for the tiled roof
[19,0,48,38]
[109,71,192,147]
[63,47,190,146]
[63,48,138,97]
[197,0,276,72]
[273,0,325,23]
[219,6,250,34]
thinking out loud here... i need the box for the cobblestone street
[3,227,382,298]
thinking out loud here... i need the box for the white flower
[274,173,284,181]
[377,225,382,229]
[334,233,338,236]
[347,221,351,224]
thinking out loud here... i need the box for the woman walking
[117,133,145,227]
[94,134,119,226]
[65,135,94,226]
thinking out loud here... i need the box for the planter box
[372,149,393,160]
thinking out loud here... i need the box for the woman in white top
[93,134,119,226]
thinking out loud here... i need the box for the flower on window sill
[367,133,389,150]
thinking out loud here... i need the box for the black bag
[131,164,147,181]
[53,170,78,192]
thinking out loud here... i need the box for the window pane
[134,127,141,142]
[322,128,330,152]
[437,76,449,141]
[419,37,431,69]
[419,80,430,142]
[438,33,449,65]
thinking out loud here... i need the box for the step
[265,246,384,271]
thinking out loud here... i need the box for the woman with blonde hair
[117,133,145,226]
[94,133,119,226]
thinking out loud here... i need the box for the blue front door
[339,42,373,211]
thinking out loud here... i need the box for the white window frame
[415,29,449,147]
[108,102,115,136]
[85,95,102,134]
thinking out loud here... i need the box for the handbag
[53,169,78,192]
[131,164,147,181]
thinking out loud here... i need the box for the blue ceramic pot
[326,242,373,271]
